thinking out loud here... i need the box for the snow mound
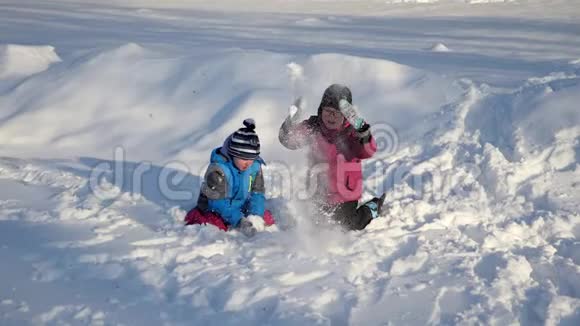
[0,44,61,79]
[428,42,452,52]
[0,44,454,165]
[0,43,578,325]
[466,72,580,160]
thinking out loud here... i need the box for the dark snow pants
[319,201,373,231]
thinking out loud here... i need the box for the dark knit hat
[317,84,353,116]
[224,119,260,160]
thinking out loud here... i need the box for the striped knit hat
[224,119,260,160]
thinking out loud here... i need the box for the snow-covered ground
[0,0,579,325]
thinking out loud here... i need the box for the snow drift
[0,39,578,325]
[0,44,61,80]
[0,0,579,321]
[0,43,455,166]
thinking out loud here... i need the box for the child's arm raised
[279,98,316,150]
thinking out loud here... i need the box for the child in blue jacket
[185,119,275,237]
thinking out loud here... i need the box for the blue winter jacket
[197,147,265,227]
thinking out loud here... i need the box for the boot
[362,193,386,219]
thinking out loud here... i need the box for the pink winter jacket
[279,115,377,204]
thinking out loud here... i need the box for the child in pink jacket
[279,84,385,230]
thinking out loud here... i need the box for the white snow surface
[429,42,452,52]
[0,44,61,80]
[0,0,579,325]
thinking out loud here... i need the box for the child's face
[321,107,344,130]
[233,157,254,171]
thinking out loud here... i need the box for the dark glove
[356,122,372,143]
[239,218,257,238]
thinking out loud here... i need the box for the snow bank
[0,43,454,167]
[0,2,579,323]
[1,42,578,325]
[518,74,580,153]
[0,44,61,80]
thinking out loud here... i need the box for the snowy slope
[0,0,579,325]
